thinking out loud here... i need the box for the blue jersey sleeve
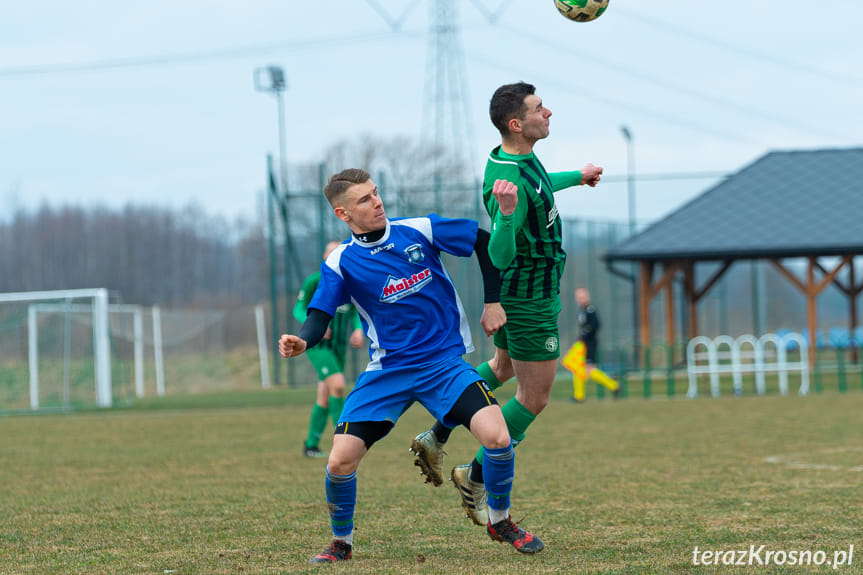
[428,214,478,258]
[308,260,350,316]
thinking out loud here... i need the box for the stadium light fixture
[254,66,289,193]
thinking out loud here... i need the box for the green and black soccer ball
[555,0,609,22]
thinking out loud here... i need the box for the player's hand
[349,328,364,349]
[278,334,307,358]
[581,163,603,187]
[480,302,507,337]
[492,179,518,216]
[323,327,333,340]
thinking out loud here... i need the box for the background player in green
[411,81,603,525]
[296,240,364,458]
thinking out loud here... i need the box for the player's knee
[495,364,514,383]
[316,384,329,403]
[327,451,360,476]
[468,408,510,449]
[491,350,514,381]
[478,415,511,449]
[325,374,347,394]
[484,426,511,450]
[536,397,550,413]
[521,395,549,415]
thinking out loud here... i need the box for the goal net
[1,289,270,412]
[0,289,115,411]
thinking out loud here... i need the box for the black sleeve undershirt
[297,308,332,349]
[475,227,501,304]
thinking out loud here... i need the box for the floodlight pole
[255,66,289,192]
[620,125,636,234]
[265,155,281,387]
[275,86,288,193]
[620,125,640,368]
[255,66,290,386]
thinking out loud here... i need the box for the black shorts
[583,340,598,363]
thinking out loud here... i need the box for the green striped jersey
[294,271,360,353]
[483,146,566,299]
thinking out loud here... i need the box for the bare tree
[0,202,269,307]
[319,133,475,218]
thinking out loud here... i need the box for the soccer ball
[555,0,609,22]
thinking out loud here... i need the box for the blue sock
[325,467,357,538]
[482,442,514,514]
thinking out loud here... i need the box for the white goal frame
[0,288,113,409]
[28,303,165,401]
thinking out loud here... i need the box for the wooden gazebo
[604,147,863,365]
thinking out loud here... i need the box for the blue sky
[2,1,861,226]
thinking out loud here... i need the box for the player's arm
[474,227,506,336]
[296,279,333,339]
[474,228,501,304]
[348,306,364,348]
[486,179,525,270]
[292,275,317,323]
[292,296,308,323]
[279,308,333,358]
[284,262,346,358]
[549,163,603,191]
[349,306,362,331]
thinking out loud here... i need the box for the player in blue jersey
[279,168,543,564]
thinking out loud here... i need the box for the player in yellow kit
[562,287,619,402]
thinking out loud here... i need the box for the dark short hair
[489,82,536,135]
[323,168,371,207]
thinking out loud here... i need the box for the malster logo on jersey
[380,268,432,303]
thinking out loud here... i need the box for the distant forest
[2,199,858,342]
[0,134,488,310]
[3,136,859,347]
[0,203,269,307]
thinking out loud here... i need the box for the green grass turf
[0,382,860,574]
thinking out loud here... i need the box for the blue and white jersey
[309,214,478,371]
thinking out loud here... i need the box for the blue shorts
[339,355,480,428]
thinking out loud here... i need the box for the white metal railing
[686,333,809,398]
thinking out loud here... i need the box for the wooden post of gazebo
[771,255,852,368]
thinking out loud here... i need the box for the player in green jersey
[410,81,603,525]
[297,240,365,458]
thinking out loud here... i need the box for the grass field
[1,381,861,574]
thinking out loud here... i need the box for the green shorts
[306,346,345,380]
[493,294,562,361]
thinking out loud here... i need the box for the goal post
[0,288,111,409]
[28,302,154,401]
[2,291,270,408]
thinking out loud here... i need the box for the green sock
[328,396,345,428]
[476,361,502,392]
[474,397,536,464]
[305,403,328,448]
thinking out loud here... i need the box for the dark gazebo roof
[605,147,863,262]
